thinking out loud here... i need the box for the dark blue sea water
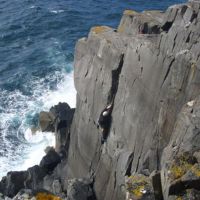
[0,0,186,178]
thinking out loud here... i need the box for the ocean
[0,0,186,178]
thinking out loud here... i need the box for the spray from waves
[49,10,65,14]
[0,66,76,178]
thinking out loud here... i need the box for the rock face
[50,103,74,153]
[161,97,200,199]
[1,0,200,199]
[64,0,200,199]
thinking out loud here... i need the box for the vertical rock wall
[65,1,200,199]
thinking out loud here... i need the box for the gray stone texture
[64,1,200,199]
[66,178,94,200]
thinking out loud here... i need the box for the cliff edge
[1,0,200,199]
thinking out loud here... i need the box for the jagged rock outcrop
[39,111,55,132]
[0,159,66,198]
[40,148,61,173]
[118,10,164,35]
[1,1,200,199]
[39,102,74,153]
[0,103,74,198]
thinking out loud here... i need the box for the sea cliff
[1,0,200,199]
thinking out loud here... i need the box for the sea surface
[0,0,186,178]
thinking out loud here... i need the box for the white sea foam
[15,129,55,172]
[41,72,76,109]
[0,68,76,179]
[50,10,65,14]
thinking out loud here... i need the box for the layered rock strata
[1,0,200,199]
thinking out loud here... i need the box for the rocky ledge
[1,0,200,199]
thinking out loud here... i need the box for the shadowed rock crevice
[125,153,134,177]
[162,22,173,32]
[108,53,124,104]
[161,58,175,88]
[151,171,164,200]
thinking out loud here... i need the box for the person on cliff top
[98,102,113,144]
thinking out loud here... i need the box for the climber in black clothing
[98,103,113,144]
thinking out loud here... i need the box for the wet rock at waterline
[40,148,61,172]
[39,112,55,132]
[39,102,74,154]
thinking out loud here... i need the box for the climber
[98,103,113,144]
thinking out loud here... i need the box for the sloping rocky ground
[1,0,200,199]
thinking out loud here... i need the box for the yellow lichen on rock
[124,10,138,16]
[191,164,200,177]
[35,192,61,200]
[132,185,145,198]
[91,26,108,34]
[170,164,190,179]
[169,153,194,180]
[118,24,125,33]
[190,62,197,80]
[125,175,150,200]
[176,196,183,200]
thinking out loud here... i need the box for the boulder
[39,102,74,136]
[0,171,28,197]
[39,111,55,132]
[50,102,71,121]
[44,146,54,154]
[39,102,75,154]
[66,178,95,200]
[26,165,47,190]
[50,103,75,152]
[0,165,48,198]
[40,148,61,173]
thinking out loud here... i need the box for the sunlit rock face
[66,1,200,199]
